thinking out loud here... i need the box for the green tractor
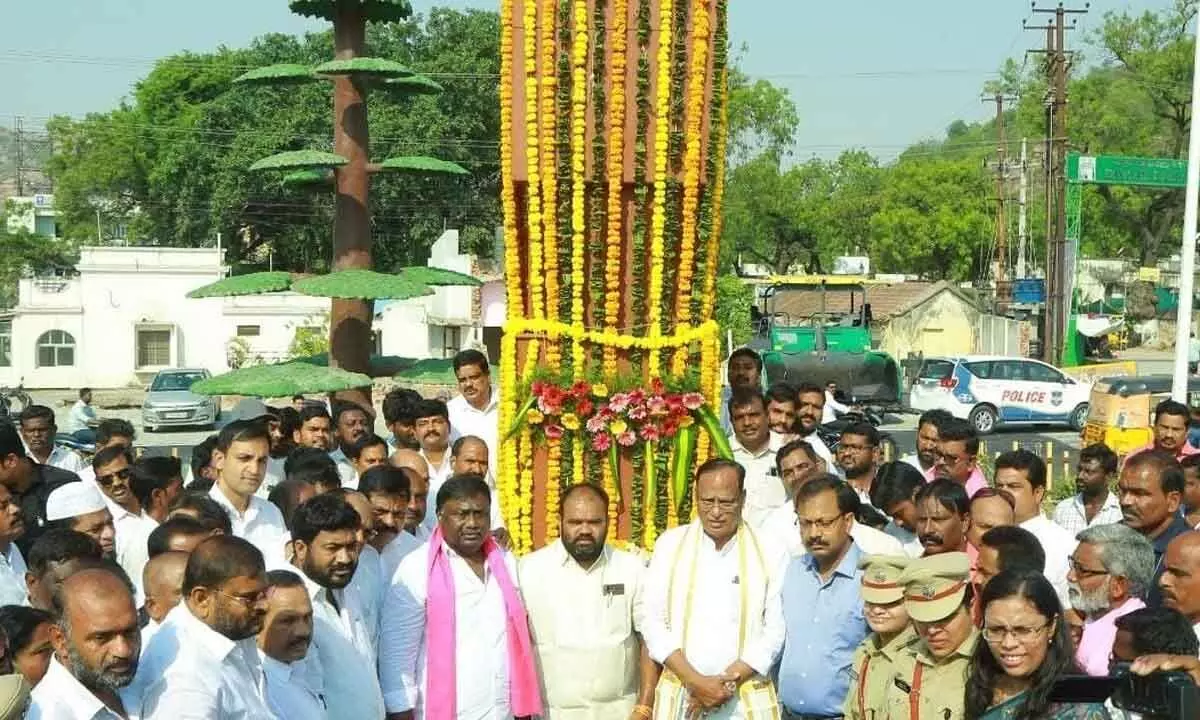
[747,276,905,412]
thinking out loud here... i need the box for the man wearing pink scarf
[380,474,542,720]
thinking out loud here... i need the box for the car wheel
[1069,403,1089,432]
[969,405,998,435]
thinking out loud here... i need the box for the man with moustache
[257,569,325,720]
[914,479,971,557]
[720,348,764,432]
[900,410,952,476]
[778,476,870,719]
[930,419,987,496]
[451,435,506,534]
[1119,450,1191,606]
[1068,524,1154,675]
[765,384,799,437]
[1053,443,1123,534]
[447,350,501,483]
[837,422,882,506]
[1130,401,1200,462]
[793,382,837,471]
[208,421,288,566]
[0,482,28,605]
[290,493,385,718]
[641,459,787,719]
[383,388,423,452]
[329,403,371,488]
[389,449,432,542]
[521,483,659,719]
[134,535,276,718]
[28,567,141,719]
[1159,532,1200,641]
[413,400,454,529]
[727,389,786,528]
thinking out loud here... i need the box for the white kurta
[521,540,647,719]
[299,569,385,719]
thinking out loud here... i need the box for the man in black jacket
[0,421,79,554]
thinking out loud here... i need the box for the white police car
[908,355,1092,434]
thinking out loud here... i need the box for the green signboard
[1067,153,1188,189]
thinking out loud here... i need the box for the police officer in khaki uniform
[843,555,919,720]
[885,552,979,720]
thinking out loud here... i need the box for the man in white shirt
[1054,443,1124,536]
[822,381,852,424]
[793,383,838,471]
[359,466,419,585]
[642,459,787,719]
[290,493,385,718]
[207,420,289,566]
[30,567,140,719]
[869,462,927,557]
[447,349,500,480]
[258,569,326,720]
[727,388,786,528]
[381,473,537,720]
[521,483,657,719]
[451,436,507,537]
[45,482,116,560]
[836,422,882,507]
[329,402,371,488]
[720,348,763,433]
[348,434,390,479]
[78,420,137,487]
[994,449,1077,607]
[294,405,335,454]
[63,387,99,444]
[414,400,455,528]
[764,383,799,436]
[91,447,146,581]
[141,551,187,646]
[390,450,433,544]
[18,405,85,475]
[899,409,951,475]
[0,483,28,605]
[135,535,276,718]
[122,456,185,598]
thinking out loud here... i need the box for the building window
[137,330,171,368]
[36,330,75,367]
[433,326,462,359]
[236,325,261,337]
[0,321,10,367]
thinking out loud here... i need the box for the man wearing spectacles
[1068,523,1154,676]
[132,535,275,718]
[289,493,385,719]
[90,447,144,584]
[778,475,870,719]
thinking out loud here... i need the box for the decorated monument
[497,0,732,552]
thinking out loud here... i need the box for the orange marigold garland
[670,0,710,377]
[646,0,675,377]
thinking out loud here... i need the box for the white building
[375,229,506,362]
[4,194,59,238]
[0,246,328,389]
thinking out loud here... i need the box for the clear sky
[0,0,1170,160]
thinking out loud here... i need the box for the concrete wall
[878,291,980,362]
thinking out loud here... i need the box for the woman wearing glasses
[965,569,1109,719]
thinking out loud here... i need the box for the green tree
[714,275,755,347]
[725,68,800,165]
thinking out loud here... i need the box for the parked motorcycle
[55,433,96,464]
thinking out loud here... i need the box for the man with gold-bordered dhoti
[642,458,788,720]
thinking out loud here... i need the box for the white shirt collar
[729,432,782,458]
[34,656,121,719]
[208,483,256,521]
[171,603,238,662]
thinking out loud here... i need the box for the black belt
[783,711,844,720]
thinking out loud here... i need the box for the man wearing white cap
[45,483,115,560]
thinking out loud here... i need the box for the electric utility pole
[984,93,1018,305]
[1017,138,1029,279]
[1026,2,1088,365]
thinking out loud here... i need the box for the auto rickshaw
[1081,375,1200,456]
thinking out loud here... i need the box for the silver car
[142,368,220,432]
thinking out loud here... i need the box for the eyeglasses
[982,623,1051,644]
[1068,558,1109,579]
[215,588,268,607]
[796,514,848,532]
[697,498,739,512]
[96,468,131,487]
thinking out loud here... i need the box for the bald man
[31,568,140,718]
[390,450,431,542]
[450,436,506,538]
[1160,532,1200,640]
[142,551,188,644]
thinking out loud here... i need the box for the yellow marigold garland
[646,0,675,377]
[498,331,520,535]
[602,452,619,537]
[506,317,718,350]
[517,424,535,553]
[498,0,521,538]
[569,0,589,376]
[540,0,561,367]
[670,0,710,376]
[601,0,629,378]
[524,0,545,327]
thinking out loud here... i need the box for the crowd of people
[0,347,1193,718]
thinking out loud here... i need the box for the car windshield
[151,372,205,392]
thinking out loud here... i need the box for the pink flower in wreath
[585,414,608,434]
[627,389,646,405]
[628,405,649,422]
[646,396,669,416]
[592,432,613,452]
[576,398,595,418]
[640,424,661,442]
[681,392,706,411]
[544,424,565,440]
[608,393,630,414]
[616,430,638,447]
[570,380,590,399]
